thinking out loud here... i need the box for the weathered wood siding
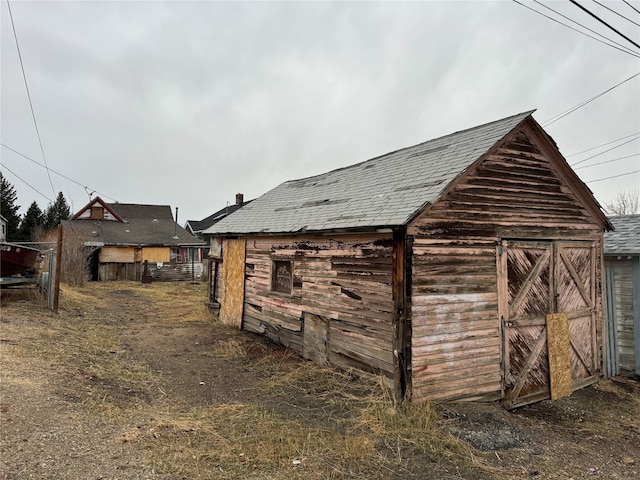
[410,239,501,401]
[605,258,639,374]
[407,124,605,402]
[99,262,140,281]
[148,262,204,281]
[242,234,395,378]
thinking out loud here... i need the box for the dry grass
[1,281,487,479]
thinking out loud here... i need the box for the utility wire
[593,0,640,27]
[542,72,640,126]
[570,135,640,166]
[573,153,640,169]
[623,0,640,16]
[512,0,640,58]
[585,169,640,183]
[565,132,640,157]
[534,0,639,55]
[1,142,118,202]
[1,164,53,203]
[6,0,56,197]
[570,0,640,50]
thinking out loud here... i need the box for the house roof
[186,200,252,235]
[604,214,640,256]
[205,111,537,235]
[64,200,205,247]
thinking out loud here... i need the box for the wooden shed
[604,214,640,377]
[205,111,612,408]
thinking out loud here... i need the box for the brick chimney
[235,193,244,205]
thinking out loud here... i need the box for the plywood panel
[142,247,170,263]
[547,313,572,400]
[99,246,135,263]
[220,239,246,328]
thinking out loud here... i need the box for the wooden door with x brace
[499,240,599,408]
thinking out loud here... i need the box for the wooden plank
[412,344,501,367]
[329,338,394,374]
[508,247,551,319]
[547,313,572,400]
[303,312,328,363]
[411,306,498,325]
[411,292,497,306]
[412,299,498,316]
[411,336,499,356]
[506,327,547,402]
[413,362,499,387]
[559,249,592,307]
[412,318,497,337]
[413,371,502,401]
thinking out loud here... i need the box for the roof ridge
[284,110,535,186]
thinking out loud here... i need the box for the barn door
[556,242,598,389]
[500,241,598,408]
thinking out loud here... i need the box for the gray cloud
[1,1,638,221]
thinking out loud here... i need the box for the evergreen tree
[19,201,44,241]
[43,192,71,230]
[0,172,21,241]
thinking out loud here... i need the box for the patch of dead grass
[2,281,490,479]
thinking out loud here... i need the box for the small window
[90,206,104,220]
[272,260,293,294]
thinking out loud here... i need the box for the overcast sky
[1,0,639,224]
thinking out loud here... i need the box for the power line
[512,0,640,58]
[1,164,53,203]
[0,142,118,202]
[542,72,640,126]
[565,132,640,157]
[585,169,640,183]
[570,135,640,166]
[573,153,640,169]
[593,0,640,27]
[623,0,640,16]
[534,0,640,55]
[569,0,640,50]
[6,0,56,197]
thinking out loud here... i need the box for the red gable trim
[70,196,123,222]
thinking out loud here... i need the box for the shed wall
[605,257,639,374]
[407,124,605,402]
[242,234,395,378]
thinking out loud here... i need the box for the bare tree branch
[603,189,640,215]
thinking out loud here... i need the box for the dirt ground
[1,281,638,479]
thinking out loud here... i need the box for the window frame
[271,259,293,294]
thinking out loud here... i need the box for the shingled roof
[65,201,205,247]
[205,110,535,235]
[186,200,252,235]
[605,214,640,256]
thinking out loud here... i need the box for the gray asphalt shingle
[605,215,640,255]
[65,203,205,246]
[205,110,534,235]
